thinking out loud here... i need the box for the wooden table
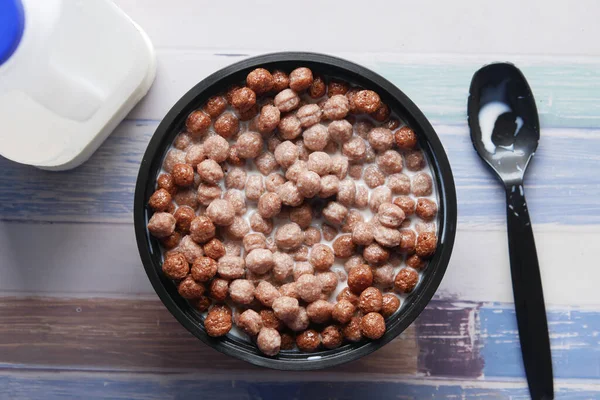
[1,1,599,398]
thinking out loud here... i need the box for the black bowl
[134,52,457,370]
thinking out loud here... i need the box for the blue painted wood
[480,304,600,380]
[1,373,599,400]
[0,120,598,224]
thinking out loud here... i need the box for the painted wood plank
[125,51,600,128]
[114,0,600,57]
[1,222,597,306]
[3,371,600,400]
[1,122,598,225]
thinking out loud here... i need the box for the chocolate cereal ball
[353,90,381,113]
[296,274,322,303]
[303,124,329,151]
[223,216,250,240]
[277,181,303,207]
[246,68,274,95]
[309,244,335,271]
[342,137,367,161]
[178,275,205,299]
[416,198,438,221]
[214,113,240,139]
[297,170,321,198]
[204,305,232,337]
[307,299,334,324]
[354,185,369,209]
[203,95,227,118]
[393,195,416,216]
[285,159,307,182]
[162,252,189,280]
[343,316,363,342]
[290,203,313,229]
[206,199,235,226]
[337,287,359,307]
[394,126,417,149]
[272,296,300,322]
[416,231,437,258]
[189,216,215,243]
[257,327,281,356]
[371,102,391,122]
[309,75,326,98]
[172,163,194,187]
[275,222,304,251]
[177,235,205,264]
[363,243,390,265]
[197,159,224,185]
[332,299,356,324]
[367,127,394,152]
[319,325,342,349]
[237,309,263,336]
[229,279,255,305]
[307,151,332,176]
[293,262,314,281]
[203,135,230,163]
[258,192,282,219]
[255,281,281,307]
[304,226,322,246]
[352,221,374,246]
[209,278,229,302]
[394,268,419,293]
[321,224,338,242]
[296,104,322,128]
[296,329,321,352]
[148,212,176,238]
[217,255,245,280]
[236,131,263,159]
[243,233,267,252]
[191,256,218,282]
[378,203,406,228]
[328,119,353,143]
[377,150,404,175]
[363,165,385,188]
[342,208,363,233]
[372,263,395,289]
[332,235,356,258]
[257,104,281,134]
[405,149,426,171]
[246,248,275,275]
[260,309,284,331]
[246,175,265,202]
[192,296,212,312]
[359,287,383,313]
[289,67,313,92]
[348,264,374,294]
[271,251,293,283]
[157,173,176,196]
[279,282,300,299]
[231,87,256,112]
[319,175,340,198]
[317,271,338,295]
[398,229,417,254]
[322,201,348,225]
[361,312,386,339]
[278,114,302,140]
[406,254,426,270]
[381,294,401,318]
[249,212,273,235]
[388,174,411,195]
[271,70,290,92]
[323,95,350,120]
[369,186,392,213]
[186,110,211,137]
[274,88,300,113]
[274,140,299,169]
[149,188,172,212]
[161,231,182,249]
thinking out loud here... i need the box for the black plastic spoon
[468,63,554,400]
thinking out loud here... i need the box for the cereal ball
[325,79,348,96]
[381,118,399,130]
[337,288,359,307]
[277,181,303,207]
[256,327,281,356]
[224,168,246,190]
[236,132,263,159]
[290,203,313,229]
[255,105,280,135]
[223,216,250,240]
[205,305,232,337]
[363,166,385,188]
[303,124,329,151]
[398,229,417,254]
[253,281,279,308]
[378,203,406,228]
[381,294,401,318]
[323,95,350,120]
[328,120,353,144]
[293,246,310,262]
[377,150,404,175]
[203,136,229,164]
[178,275,205,299]
[217,256,245,281]
[229,279,255,305]
[177,235,205,264]
[336,179,356,207]
[345,165,361,181]
[205,199,235,226]
[351,119,371,138]
[225,146,244,167]
[372,263,395,289]
[197,160,223,185]
[209,278,229,302]
[371,102,391,122]
[274,140,299,169]
[289,67,313,92]
[224,190,247,216]
[174,132,192,150]
[231,87,256,112]
[272,296,300,322]
[275,222,304,250]
[306,152,331,176]
[163,149,187,173]
[394,268,419,293]
[308,75,326,98]
[304,226,322,246]
[278,114,302,140]
[265,172,285,192]
[342,209,364,234]
[249,212,273,234]
[363,243,390,265]
[225,84,242,104]
[321,325,343,349]
[368,128,394,152]
[359,287,383,313]
[192,296,212,312]
[186,110,211,137]
[162,253,189,280]
[148,212,176,238]
[350,222,373,246]
[318,175,340,198]
[332,235,356,258]
[369,186,392,212]
[274,88,301,113]
[224,241,242,257]
[348,264,374,294]
[189,215,215,243]
[296,329,321,352]
[353,90,381,113]
[277,332,294,350]
[387,174,410,196]
[254,152,277,176]
[271,69,290,92]
[260,309,284,331]
[246,248,274,274]
[416,198,438,221]
[238,102,259,121]
[321,224,338,241]
[406,254,426,270]
[279,281,300,299]
[364,143,376,164]
[416,231,437,258]
[214,113,240,139]
[361,312,386,339]
[309,244,334,271]
[342,137,367,161]
[157,173,176,196]
[242,233,266,253]
[148,189,172,213]
[296,140,310,161]
[352,185,368,209]
[267,136,282,153]
[269,252,293,283]
[297,104,322,128]
[161,231,182,249]
[332,299,356,324]
[394,126,417,149]
[296,274,322,303]
[322,201,348,225]
[246,175,265,201]
[257,192,282,219]
[285,159,307,182]
[191,256,218,282]
[171,164,194,187]
[286,307,310,332]
[297,171,321,198]
[185,144,205,167]
[237,309,263,337]
[203,95,227,118]
[339,316,362,343]
[246,68,274,95]
[317,271,338,295]
[405,149,426,171]
[306,300,334,324]
[393,196,415,217]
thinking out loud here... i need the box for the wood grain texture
[1,122,598,225]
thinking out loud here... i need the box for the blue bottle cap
[0,0,25,66]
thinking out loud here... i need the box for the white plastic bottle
[0,0,156,170]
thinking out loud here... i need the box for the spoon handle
[505,184,554,400]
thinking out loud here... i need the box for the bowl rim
[134,51,457,370]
